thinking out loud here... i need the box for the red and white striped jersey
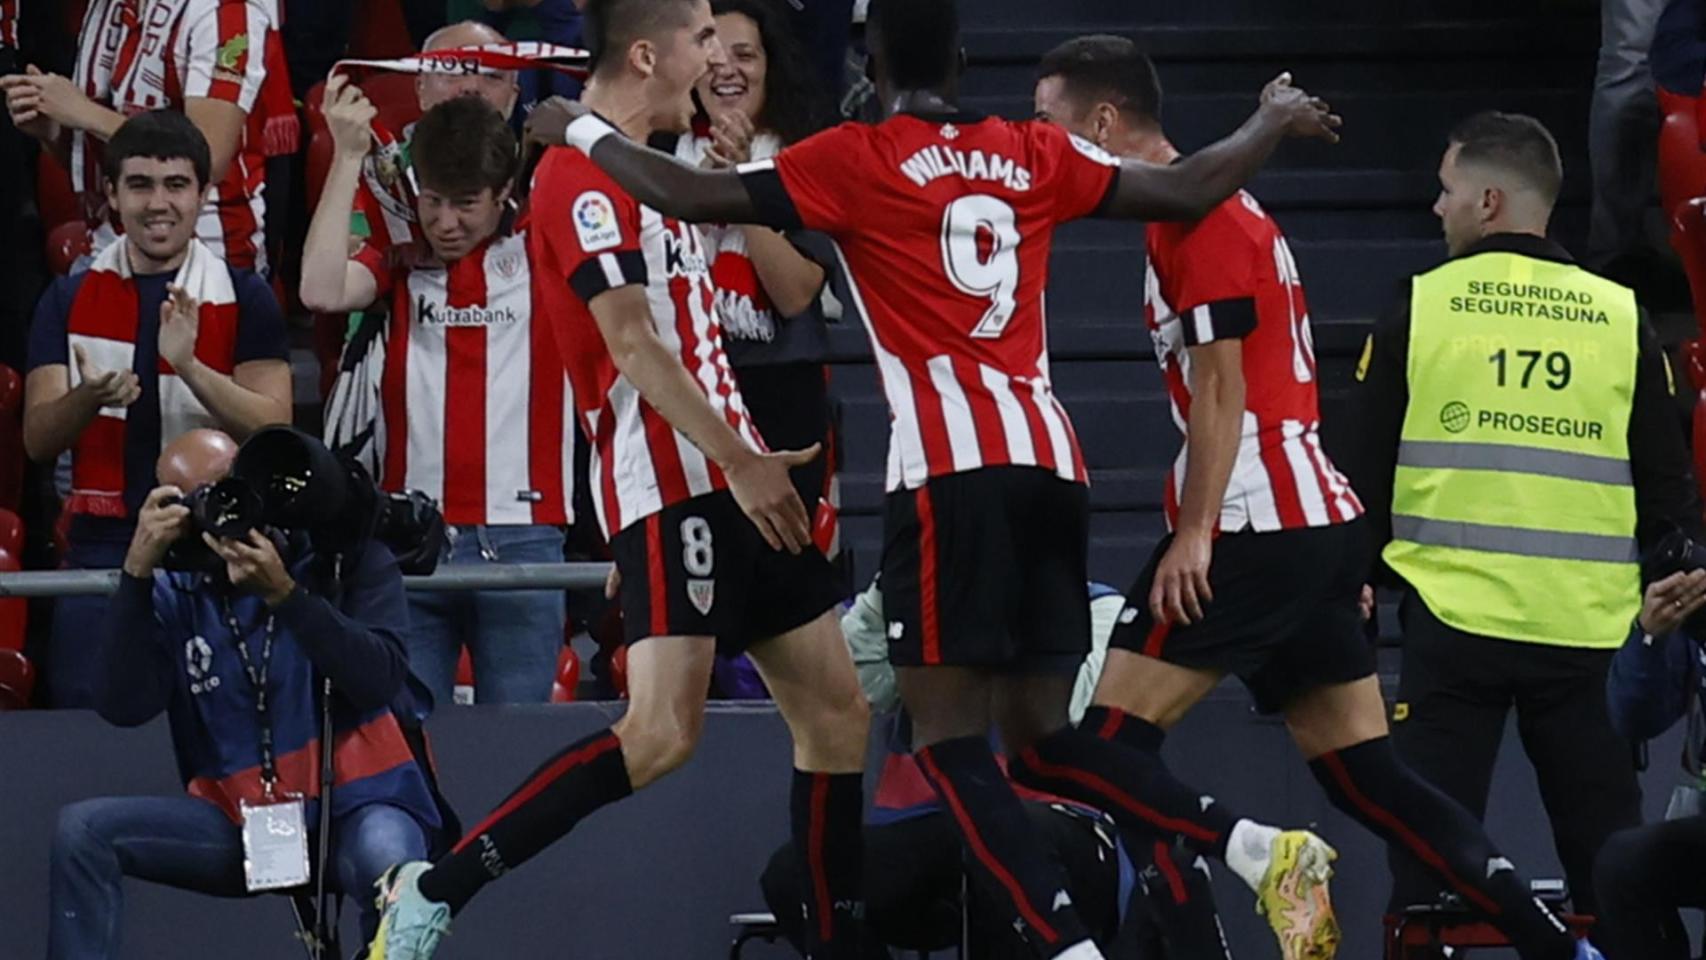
[354,229,574,527]
[1145,189,1362,532]
[73,0,272,271]
[740,113,1120,491]
[0,0,18,49]
[529,146,762,538]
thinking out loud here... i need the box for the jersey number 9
[941,195,1022,339]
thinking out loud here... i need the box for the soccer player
[1026,36,1604,960]
[365,2,871,958]
[528,1,1346,957]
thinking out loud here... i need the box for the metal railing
[0,562,614,597]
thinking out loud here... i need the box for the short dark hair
[103,110,211,188]
[1448,111,1563,204]
[706,0,833,145]
[410,97,519,196]
[868,0,959,91]
[585,0,698,75]
[1037,35,1162,124]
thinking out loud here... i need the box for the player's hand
[1,68,62,142]
[1150,529,1214,626]
[703,109,754,169]
[157,284,202,373]
[1639,569,1706,636]
[205,529,298,607]
[1260,72,1341,144]
[321,74,377,159]
[123,486,191,578]
[73,343,142,409]
[523,95,587,153]
[1359,583,1376,623]
[725,444,820,554]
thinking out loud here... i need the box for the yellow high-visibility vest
[1382,250,1640,647]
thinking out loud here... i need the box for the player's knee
[615,708,704,782]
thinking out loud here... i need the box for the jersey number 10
[941,195,1022,339]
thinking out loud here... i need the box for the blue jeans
[48,796,428,959]
[405,524,567,708]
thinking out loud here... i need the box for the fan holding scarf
[22,110,290,708]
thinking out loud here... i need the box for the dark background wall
[0,691,1687,960]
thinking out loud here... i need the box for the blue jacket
[1606,620,1706,742]
[98,535,442,839]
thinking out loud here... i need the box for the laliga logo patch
[1066,132,1121,168]
[573,191,622,253]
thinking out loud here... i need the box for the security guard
[1345,111,1705,932]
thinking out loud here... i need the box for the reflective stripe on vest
[1382,249,1641,648]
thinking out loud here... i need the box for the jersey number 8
[941,195,1022,339]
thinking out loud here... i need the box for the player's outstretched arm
[1102,73,1341,222]
[589,285,817,553]
[525,97,775,226]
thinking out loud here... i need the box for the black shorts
[609,490,844,653]
[1108,518,1375,714]
[882,466,1090,671]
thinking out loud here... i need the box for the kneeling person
[48,429,445,957]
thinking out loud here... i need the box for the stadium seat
[1384,897,1593,958]
[0,648,34,710]
[454,646,474,705]
[303,72,423,213]
[550,645,581,703]
[349,0,415,61]
[36,151,79,230]
[45,220,92,277]
[0,523,27,656]
[0,365,22,513]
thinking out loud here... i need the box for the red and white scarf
[332,43,589,247]
[67,238,239,518]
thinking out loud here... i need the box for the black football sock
[1310,737,1575,960]
[915,735,1094,958]
[791,770,866,959]
[1135,839,1234,960]
[1013,710,1240,858]
[418,728,633,914]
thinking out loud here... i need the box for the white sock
[1053,940,1106,960]
[1224,818,1280,892]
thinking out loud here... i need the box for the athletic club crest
[687,578,715,615]
[492,252,523,280]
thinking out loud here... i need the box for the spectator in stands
[21,111,290,708]
[446,0,586,104]
[0,0,276,273]
[673,0,838,529]
[303,86,572,706]
[1347,111,1702,936]
[47,426,445,958]
[1589,0,1677,296]
[760,581,1230,959]
[1595,566,1706,959]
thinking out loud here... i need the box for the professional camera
[163,427,445,576]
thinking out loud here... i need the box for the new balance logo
[1052,889,1073,911]
[1486,856,1514,878]
[1199,795,1216,812]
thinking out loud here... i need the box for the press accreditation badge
[240,795,310,892]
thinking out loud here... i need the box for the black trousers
[761,804,1122,959]
[1593,813,1706,959]
[1387,595,1643,918]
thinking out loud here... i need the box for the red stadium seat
[36,151,80,230]
[0,530,27,655]
[0,365,23,513]
[0,509,21,557]
[550,646,581,703]
[45,220,92,277]
[0,648,35,710]
[1384,911,1594,958]
[350,0,415,61]
[304,73,423,212]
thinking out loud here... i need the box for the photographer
[1592,568,1706,959]
[46,428,444,959]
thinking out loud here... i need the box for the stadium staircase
[829,0,1603,587]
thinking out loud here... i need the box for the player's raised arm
[525,96,773,226]
[1101,73,1341,222]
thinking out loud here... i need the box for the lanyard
[222,596,280,797]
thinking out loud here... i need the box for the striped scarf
[67,238,238,518]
